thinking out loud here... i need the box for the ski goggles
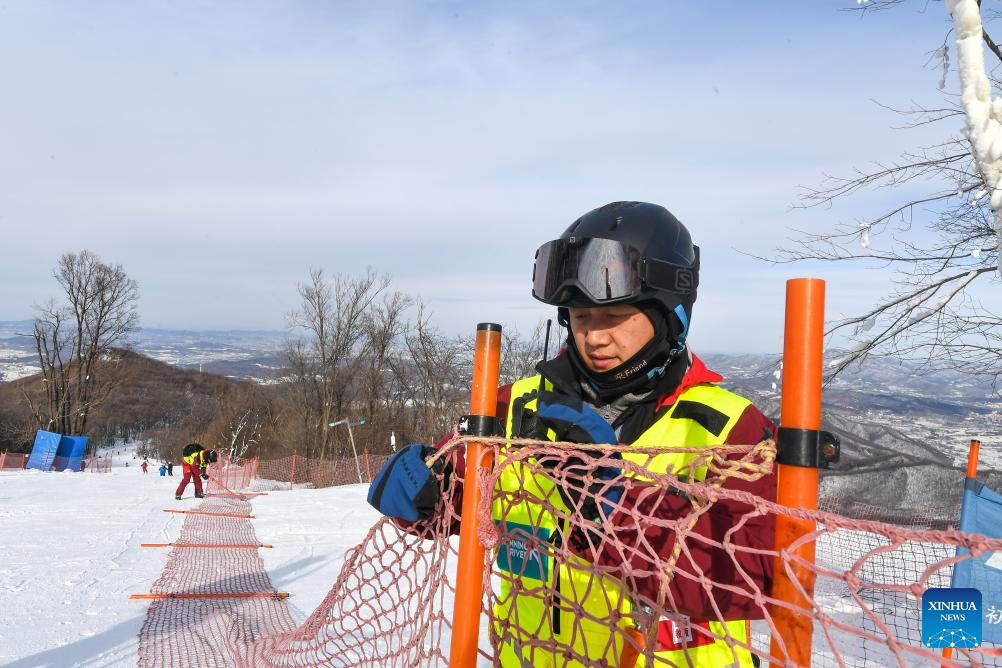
[532,237,698,305]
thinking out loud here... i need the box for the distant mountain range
[2,319,999,512]
[0,320,288,384]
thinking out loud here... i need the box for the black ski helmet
[532,201,699,344]
[206,449,219,463]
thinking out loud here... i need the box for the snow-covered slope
[0,458,378,667]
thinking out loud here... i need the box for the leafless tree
[358,290,413,442]
[22,250,139,436]
[220,409,262,459]
[285,268,390,459]
[388,302,470,442]
[498,319,553,387]
[772,3,1002,385]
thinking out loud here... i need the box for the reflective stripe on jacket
[182,450,205,467]
[491,374,756,668]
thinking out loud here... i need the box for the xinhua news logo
[922,588,982,649]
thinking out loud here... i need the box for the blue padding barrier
[53,435,89,472]
[26,430,61,471]
[951,477,1002,644]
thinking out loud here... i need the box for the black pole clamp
[458,414,497,437]
[776,427,841,469]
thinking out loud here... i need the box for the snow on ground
[251,480,381,622]
[0,448,379,667]
[4,446,993,667]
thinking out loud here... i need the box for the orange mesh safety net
[137,439,1002,666]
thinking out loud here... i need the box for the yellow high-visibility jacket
[491,366,773,668]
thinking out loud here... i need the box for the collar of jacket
[654,353,723,409]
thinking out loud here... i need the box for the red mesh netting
[0,451,29,470]
[137,484,299,667]
[85,452,113,472]
[138,438,1002,666]
[0,451,111,471]
[255,452,391,489]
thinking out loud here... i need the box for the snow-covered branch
[946,0,1002,273]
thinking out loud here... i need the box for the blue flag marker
[950,477,1002,644]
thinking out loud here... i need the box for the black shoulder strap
[669,400,729,437]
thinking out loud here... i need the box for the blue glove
[535,392,622,521]
[367,444,442,522]
[536,391,616,445]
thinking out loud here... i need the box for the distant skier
[159,464,167,476]
[174,443,218,500]
[140,460,149,474]
[167,462,174,476]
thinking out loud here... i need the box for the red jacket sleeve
[575,403,777,621]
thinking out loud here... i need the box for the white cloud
[0,2,959,352]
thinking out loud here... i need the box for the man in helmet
[175,443,218,500]
[369,202,776,666]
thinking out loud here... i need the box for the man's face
[567,304,655,373]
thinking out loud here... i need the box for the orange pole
[140,543,272,548]
[365,449,372,482]
[770,278,825,667]
[0,450,6,470]
[129,592,289,600]
[448,323,503,668]
[290,449,297,490]
[941,439,982,666]
[966,439,981,478]
[163,510,255,519]
[619,627,645,667]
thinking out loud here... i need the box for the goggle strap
[643,257,698,293]
[673,304,690,342]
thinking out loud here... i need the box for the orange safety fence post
[290,449,297,490]
[163,509,255,519]
[967,439,981,479]
[619,627,645,667]
[0,450,6,470]
[139,543,273,548]
[941,438,982,667]
[770,277,825,667]
[364,449,372,482]
[448,323,503,668]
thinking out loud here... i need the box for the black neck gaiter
[564,303,682,403]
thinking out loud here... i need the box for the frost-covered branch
[947,0,1002,271]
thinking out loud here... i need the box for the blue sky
[0,1,963,353]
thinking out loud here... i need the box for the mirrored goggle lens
[533,238,642,303]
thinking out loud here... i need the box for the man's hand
[367,444,446,522]
[534,391,623,521]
